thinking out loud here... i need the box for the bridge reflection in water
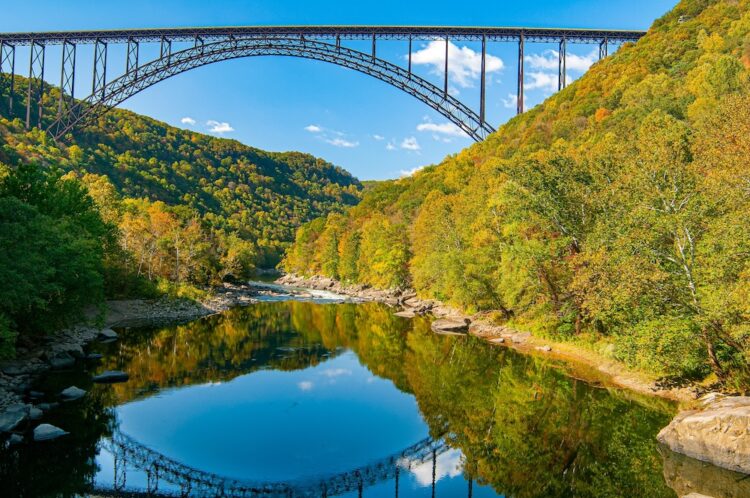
[93,429,467,498]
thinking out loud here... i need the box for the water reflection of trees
[99,301,680,497]
[0,387,117,497]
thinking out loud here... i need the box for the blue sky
[2,0,678,180]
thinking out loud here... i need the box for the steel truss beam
[96,430,450,498]
[58,40,75,117]
[47,37,495,142]
[26,40,45,129]
[126,37,139,77]
[93,38,107,98]
[0,25,646,45]
[0,41,14,115]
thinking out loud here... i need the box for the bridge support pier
[58,40,75,118]
[444,37,449,97]
[0,41,14,116]
[558,36,567,90]
[517,32,524,115]
[25,40,45,130]
[599,37,609,59]
[480,35,486,124]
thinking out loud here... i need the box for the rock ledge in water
[657,395,750,475]
[33,423,68,441]
[431,318,470,334]
[92,370,129,383]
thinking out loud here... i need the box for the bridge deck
[0,25,646,45]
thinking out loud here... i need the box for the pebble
[29,407,43,420]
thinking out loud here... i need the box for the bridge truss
[93,430,456,497]
[0,26,645,141]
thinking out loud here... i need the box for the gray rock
[86,353,103,361]
[394,310,416,319]
[28,390,44,399]
[431,318,470,334]
[1,363,26,376]
[98,328,118,340]
[60,386,86,401]
[28,407,42,420]
[48,353,75,369]
[38,402,59,411]
[0,404,28,432]
[658,396,750,475]
[7,433,23,446]
[33,423,68,441]
[93,370,129,383]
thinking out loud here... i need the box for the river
[1,291,743,497]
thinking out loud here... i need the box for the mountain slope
[283,0,750,388]
[0,92,362,266]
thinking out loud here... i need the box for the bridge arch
[97,429,452,497]
[47,36,495,142]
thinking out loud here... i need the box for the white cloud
[416,121,467,138]
[525,49,597,73]
[180,117,196,126]
[400,136,421,151]
[410,41,504,88]
[400,166,424,177]
[524,71,574,94]
[206,120,234,134]
[305,124,322,133]
[402,448,464,486]
[373,134,385,141]
[326,137,359,148]
[321,368,352,378]
[386,142,396,151]
[298,381,313,391]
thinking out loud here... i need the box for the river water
[1,293,745,497]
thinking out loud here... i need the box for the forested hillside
[0,99,361,266]
[0,81,361,357]
[284,0,750,389]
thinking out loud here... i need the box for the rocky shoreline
[278,274,750,478]
[0,282,260,439]
[277,273,701,403]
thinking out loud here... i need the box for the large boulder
[0,404,28,433]
[661,443,750,498]
[33,424,68,441]
[657,395,750,475]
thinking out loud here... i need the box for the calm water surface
[3,295,740,497]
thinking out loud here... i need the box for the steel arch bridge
[0,26,646,142]
[93,429,454,497]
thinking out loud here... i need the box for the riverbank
[0,282,260,417]
[276,274,700,404]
